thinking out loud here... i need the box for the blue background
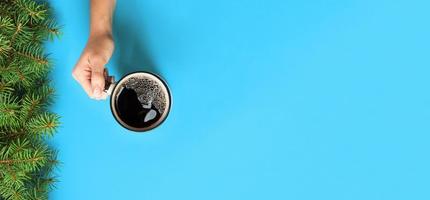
[47,0,430,199]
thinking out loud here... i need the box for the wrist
[89,30,113,40]
[89,28,113,40]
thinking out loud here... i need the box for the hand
[72,33,114,100]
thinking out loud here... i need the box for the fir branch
[13,0,48,23]
[0,156,44,165]
[0,138,52,172]
[34,19,61,41]
[0,64,35,88]
[0,130,25,141]
[0,94,21,129]
[20,93,43,120]
[27,113,59,137]
[0,81,14,95]
[0,0,60,198]
[0,16,15,36]
[29,83,55,107]
[0,35,12,58]
[15,49,49,65]
[9,20,24,46]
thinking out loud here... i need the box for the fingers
[89,57,107,100]
[72,41,112,100]
[90,68,105,100]
[72,67,108,100]
[72,67,93,98]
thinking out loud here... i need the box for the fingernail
[93,86,102,97]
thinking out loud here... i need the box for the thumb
[90,66,105,99]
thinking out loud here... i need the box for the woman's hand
[72,33,114,100]
[72,0,116,100]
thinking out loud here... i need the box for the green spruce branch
[0,0,61,199]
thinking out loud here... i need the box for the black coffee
[115,87,161,128]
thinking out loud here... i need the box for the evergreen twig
[0,0,60,199]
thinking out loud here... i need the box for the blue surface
[47,0,430,199]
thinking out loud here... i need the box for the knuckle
[92,68,104,75]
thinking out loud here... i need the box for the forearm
[90,0,116,37]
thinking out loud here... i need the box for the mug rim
[109,71,172,132]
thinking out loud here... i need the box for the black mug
[104,71,172,132]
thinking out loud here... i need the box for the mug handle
[103,68,116,96]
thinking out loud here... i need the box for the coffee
[109,72,171,132]
[116,87,161,128]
